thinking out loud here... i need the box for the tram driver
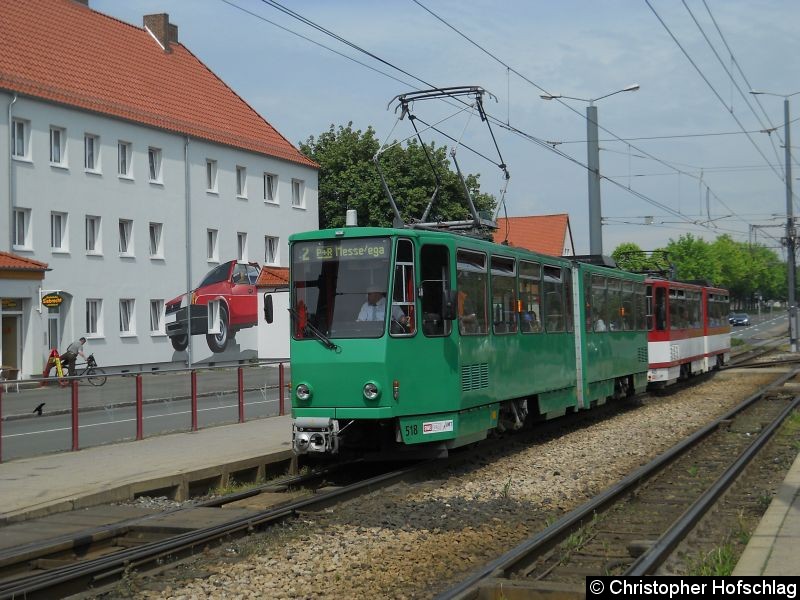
[357,285,408,326]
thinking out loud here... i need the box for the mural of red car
[165,261,261,353]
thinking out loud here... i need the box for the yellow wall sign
[41,293,63,308]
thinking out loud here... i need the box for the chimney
[143,13,178,52]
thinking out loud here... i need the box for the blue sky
[94,0,800,255]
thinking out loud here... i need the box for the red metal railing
[0,360,289,463]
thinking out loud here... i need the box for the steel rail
[434,367,798,600]
[0,459,358,571]
[626,393,800,575]
[0,462,426,600]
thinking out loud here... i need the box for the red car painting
[165,261,261,353]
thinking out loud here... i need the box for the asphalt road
[1,363,290,461]
[730,311,787,344]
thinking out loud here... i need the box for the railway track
[437,368,800,599]
[0,460,424,599]
[0,336,789,599]
[0,390,656,599]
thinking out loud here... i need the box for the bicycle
[59,354,107,387]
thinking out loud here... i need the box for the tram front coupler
[292,417,340,454]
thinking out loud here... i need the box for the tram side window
[519,260,542,333]
[670,290,688,329]
[491,256,517,334]
[564,268,574,332]
[636,284,647,330]
[420,244,451,337]
[707,294,715,327]
[457,250,488,335]
[543,265,565,332]
[584,272,593,333]
[621,281,635,331]
[608,279,623,331]
[391,239,416,336]
[592,275,607,332]
[689,291,702,329]
[711,294,730,327]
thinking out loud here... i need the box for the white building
[0,1,318,378]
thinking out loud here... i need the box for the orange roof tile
[493,214,573,256]
[0,252,49,271]
[0,0,316,169]
[256,266,289,287]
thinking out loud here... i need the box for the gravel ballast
[129,369,786,599]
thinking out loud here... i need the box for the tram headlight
[296,383,312,401]
[363,382,380,401]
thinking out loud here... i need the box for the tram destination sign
[41,293,64,308]
[296,239,389,262]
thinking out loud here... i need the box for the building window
[50,126,66,165]
[119,299,135,335]
[236,166,247,197]
[50,211,68,251]
[150,299,165,334]
[291,179,304,207]
[86,299,102,336]
[206,159,217,192]
[118,141,132,177]
[148,147,162,182]
[263,173,277,203]
[85,215,101,253]
[264,235,279,265]
[84,134,100,172]
[237,232,248,262]
[13,208,31,249]
[12,118,29,159]
[149,222,163,258]
[207,228,219,262]
[119,219,133,255]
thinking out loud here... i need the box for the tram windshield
[291,237,393,339]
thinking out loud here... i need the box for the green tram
[285,226,649,457]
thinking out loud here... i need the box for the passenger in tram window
[457,289,478,333]
[594,317,607,332]
[357,285,407,325]
[521,309,539,332]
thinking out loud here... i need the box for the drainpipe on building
[184,136,193,369]
[7,93,18,251]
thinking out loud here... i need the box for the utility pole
[783,98,797,352]
[751,89,799,352]
[540,84,639,257]
[587,104,602,255]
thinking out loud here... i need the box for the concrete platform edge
[0,428,293,526]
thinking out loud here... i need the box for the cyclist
[60,337,86,377]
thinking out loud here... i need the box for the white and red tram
[646,278,731,386]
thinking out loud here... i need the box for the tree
[611,233,788,310]
[300,123,496,230]
[611,243,670,274]
[663,233,721,283]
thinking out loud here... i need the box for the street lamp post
[541,84,640,255]
[751,89,800,352]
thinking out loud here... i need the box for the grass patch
[500,476,513,500]
[687,543,738,575]
[211,476,265,497]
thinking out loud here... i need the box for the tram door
[420,244,451,337]
[654,287,667,330]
